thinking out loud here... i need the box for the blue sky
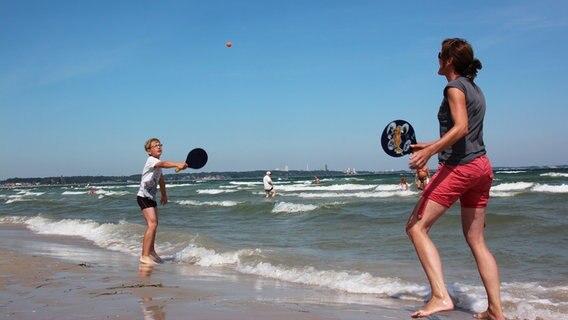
[1,1,567,180]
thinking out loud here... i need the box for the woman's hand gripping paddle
[176,148,208,173]
[380,120,417,157]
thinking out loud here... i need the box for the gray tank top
[437,76,486,164]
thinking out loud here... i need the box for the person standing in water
[405,38,505,320]
[415,165,430,190]
[263,171,276,197]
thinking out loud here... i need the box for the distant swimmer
[400,177,409,190]
[313,176,321,184]
[415,165,430,190]
[263,171,276,197]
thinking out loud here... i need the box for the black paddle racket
[176,148,208,172]
[380,120,417,157]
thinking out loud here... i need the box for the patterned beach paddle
[380,120,417,157]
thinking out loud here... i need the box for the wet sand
[0,225,475,319]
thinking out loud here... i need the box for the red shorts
[422,155,494,209]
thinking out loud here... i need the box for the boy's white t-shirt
[137,156,162,200]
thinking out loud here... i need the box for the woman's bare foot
[411,297,454,318]
[473,311,490,319]
[473,309,505,320]
[150,252,163,263]
[139,256,158,265]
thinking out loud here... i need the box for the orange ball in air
[226,41,232,48]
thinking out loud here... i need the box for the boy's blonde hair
[144,138,160,152]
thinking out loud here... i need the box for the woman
[406,38,505,319]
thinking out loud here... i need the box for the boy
[136,138,187,265]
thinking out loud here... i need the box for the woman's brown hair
[440,38,482,80]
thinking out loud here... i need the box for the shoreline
[0,225,476,320]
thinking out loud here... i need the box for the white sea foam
[489,191,519,197]
[0,216,29,224]
[177,200,240,207]
[4,214,565,319]
[62,191,89,195]
[491,182,534,191]
[219,185,239,189]
[531,183,568,193]
[4,190,45,203]
[236,262,568,319]
[540,172,568,178]
[22,216,140,256]
[272,202,318,213]
[293,189,416,199]
[276,184,377,192]
[238,262,425,298]
[499,282,568,320]
[16,190,45,197]
[5,195,29,204]
[196,189,237,195]
[164,183,194,188]
[375,184,406,191]
[175,243,261,267]
[94,189,130,197]
[229,181,262,186]
[496,170,526,174]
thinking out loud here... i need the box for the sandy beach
[0,225,478,320]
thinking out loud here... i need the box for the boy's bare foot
[140,256,158,265]
[411,297,454,318]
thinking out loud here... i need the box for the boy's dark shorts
[137,196,157,210]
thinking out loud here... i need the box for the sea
[1,167,567,320]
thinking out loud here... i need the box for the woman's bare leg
[406,198,455,318]
[461,207,505,320]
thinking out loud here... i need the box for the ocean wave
[196,189,238,195]
[3,214,565,319]
[276,184,377,192]
[17,190,45,197]
[238,262,568,319]
[496,170,526,174]
[500,282,568,320]
[490,182,568,195]
[490,191,520,198]
[238,262,425,298]
[491,182,534,192]
[164,183,194,188]
[5,195,32,204]
[531,183,568,193]
[293,190,416,199]
[540,172,568,178]
[171,240,427,301]
[4,190,46,203]
[177,200,240,207]
[229,181,262,186]
[272,202,318,214]
[0,216,29,224]
[20,216,141,256]
[62,191,89,195]
[175,242,262,267]
[375,184,408,191]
